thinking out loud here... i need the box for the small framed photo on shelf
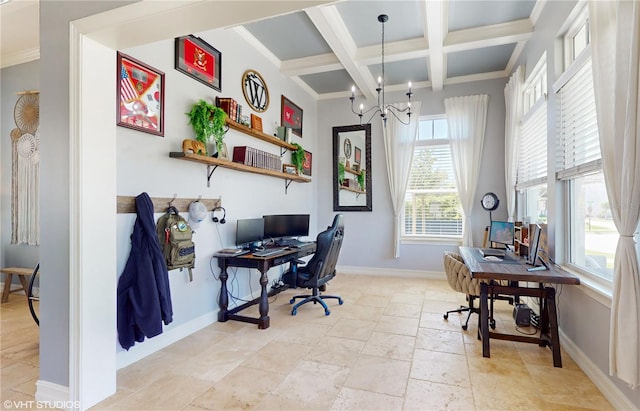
[354,146,361,164]
[175,35,221,91]
[302,150,312,176]
[281,95,303,137]
[283,163,297,175]
[117,52,165,136]
[250,114,263,132]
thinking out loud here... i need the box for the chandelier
[349,14,413,125]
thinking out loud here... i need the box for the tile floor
[2,274,613,410]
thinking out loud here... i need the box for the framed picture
[175,35,221,91]
[302,150,312,176]
[281,95,303,137]
[117,52,164,136]
[354,146,361,164]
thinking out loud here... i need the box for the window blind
[516,101,547,190]
[556,58,601,180]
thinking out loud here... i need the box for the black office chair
[289,214,345,316]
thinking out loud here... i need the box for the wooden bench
[1,267,34,303]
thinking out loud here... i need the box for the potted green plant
[338,161,346,186]
[186,99,227,156]
[357,169,366,191]
[290,143,306,174]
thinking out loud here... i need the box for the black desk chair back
[289,214,344,315]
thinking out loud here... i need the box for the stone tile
[239,340,311,375]
[111,373,212,410]
[326,318,377,341]
[361,331,415,361]
[330,387,404,410]
[304,336,365,368]
[273,322,331,346]
[411,348,470,388]
[343,355,411,396]
[416,327,466,355]
[374,315,419,336]
[403,378,475,410]
[383,302,422,318]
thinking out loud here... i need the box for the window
[517,55,547,223]
[403,116,462,239]
[555,6,614,282]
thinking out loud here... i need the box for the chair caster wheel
[291,309,297,316]
[338,298,344,305]
[490,319,496,329]
[444,314,449,320]
[289,298,295,304]
[462,325,468,330]
[324,310,330,316]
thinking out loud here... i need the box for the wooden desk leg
[2,274,14,303]
[257,265,270,329]
[480,282,490,358]
[217,261,229,322]
[545,287,562,367]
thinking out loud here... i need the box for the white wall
[115,28,319,362]
[317,78,507,273]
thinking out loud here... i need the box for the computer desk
[459,246,580,367]
[214,244,315,329]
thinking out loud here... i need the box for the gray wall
[0,60,40,272]
[317,78,508,272]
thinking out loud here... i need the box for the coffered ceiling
[1,0,544,100]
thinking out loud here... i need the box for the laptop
[479,248,506,258]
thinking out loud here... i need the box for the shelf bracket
[206,165,219,188]
[280,147,288,157]
[284,179,293,194]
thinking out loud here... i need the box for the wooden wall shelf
[344,167,361,176]
[170,152,310,192]
[225,118,296,151]
[340,186,365,195]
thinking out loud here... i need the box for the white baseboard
[559,329,637,410]
[116,310,218,369]
[35,380,75,411]
[337,265,444,280]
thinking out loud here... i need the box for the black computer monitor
[489,221,515,247]
[527,223,548,268]
[263,214,310,240]
[235,218,264,250]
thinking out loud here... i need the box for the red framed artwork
[281,95,303,137]
[175,35,221,91]
[117,52,164,136]
[354,146,362,164]
[302,150,312,176]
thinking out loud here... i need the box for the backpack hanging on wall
[156,206,195,281]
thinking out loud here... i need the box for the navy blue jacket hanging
[117,192,173,350]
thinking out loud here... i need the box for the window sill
[559,264,612,309]
[401,236,462,246]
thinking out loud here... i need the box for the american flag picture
[117,52,165,136]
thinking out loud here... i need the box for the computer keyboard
[253,247,288,257]
[278,238,311,247]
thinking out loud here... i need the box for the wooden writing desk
[214,244,315,329]
[1,267,33,303]
[459,246,580,367]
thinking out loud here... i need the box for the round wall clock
[481,192,499,211]
[344,138,352,159]
[241,69,269,112]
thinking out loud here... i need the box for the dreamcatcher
[11,91,40,245]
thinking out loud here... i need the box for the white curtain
[382,101,421,258]
[589,0,640,389]
[445,95,489,246]
[504,66,524,222]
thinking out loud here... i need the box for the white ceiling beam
[444,69,508,86]
[505,41,526,74]
[356,38,429,65]
[305,6,377,100]
[444,19,533,54]
[280,53,343,76]
[424,0,445,91]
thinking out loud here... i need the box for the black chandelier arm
[384,107,412,125]
[350,98,381,117]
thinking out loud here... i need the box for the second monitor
[489,221,515,247]
[263,214,310,245]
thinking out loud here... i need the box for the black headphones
[212,206,226,224]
